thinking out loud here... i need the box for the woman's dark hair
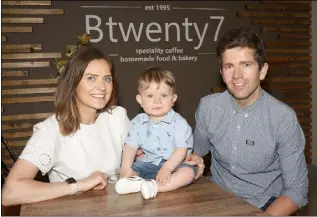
[55,45,117,135]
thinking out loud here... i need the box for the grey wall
[312,1,317,166]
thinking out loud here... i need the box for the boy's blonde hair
[137,67,176,93]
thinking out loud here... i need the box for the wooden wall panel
[2,61,50,68]
[2,44,42,50]
[2,17,44,24]
[2,52,62,59]
[2,1,51,6]
[1,1,64,168]
[2,113,52,121]
[2,9,64,15]
[235,1,312,163]
[2,87,56,95]
[1,78,57,86]
[2,71,28,77]
[2,26,32,33]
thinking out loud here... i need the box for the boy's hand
[135,148,145,159]
[120,167,136,178]
[156,167,172,186]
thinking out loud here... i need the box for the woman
[2,45,204,206]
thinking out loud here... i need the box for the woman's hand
[78,171,108,192]
[184,153,205,180]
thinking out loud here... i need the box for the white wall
[312,1,317,166]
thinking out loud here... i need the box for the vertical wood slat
[2,17,44,24]
[237,12,310,18]
[2,9,64,15]
[2,96,55,104]
[246,3,311,11]
[266,56,311,64]
[2,87,56,95]
[252,19,311,25]
[1,78,57,86]
[288,71,311,76]
[2,123,34,131]
[2,26,32,33]
[263,84,311,90]
[2,53,62,60]
[2,44,42,51]
[262,27,310,33]
[1,1,51,6]
[269,63,311,68]
[270,77,311,82]
[1,71,28,77]
[279,34,310,39]
[2,131,33,139]
[265,41,311,47]
[261,0,311,3]
[267,49,310,54]
[1,61,50,68]
[4,140,28,147]
[2,48,31,53]
[268,71,311,76]
[2,113,52,121]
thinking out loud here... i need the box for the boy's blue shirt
[124,109,193,166]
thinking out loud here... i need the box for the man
[193,28,308,215]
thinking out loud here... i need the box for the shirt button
[157,148,161,151]
[232,165,235,170]
[237,125,240,130]
[233,146,236,150]
[244,113,248,118]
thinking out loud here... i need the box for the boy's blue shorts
[132,159,197,182]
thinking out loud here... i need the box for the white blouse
[19,106,129,182]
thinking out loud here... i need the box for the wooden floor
[2,164,317,216]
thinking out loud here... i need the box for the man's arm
[184,153,205,180]
[183,98,211,179]
[267,109,309,215]
[193,99,211,157]
[265,196,298,216]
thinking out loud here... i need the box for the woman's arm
[2,159,107,206]
[2,159,71,205]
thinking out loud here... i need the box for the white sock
[141,179,158,199]
[115,176,144,194]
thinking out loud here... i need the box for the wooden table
[21,177,264,216]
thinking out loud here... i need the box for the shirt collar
[229,88,264,113]
[141,109,176,124]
